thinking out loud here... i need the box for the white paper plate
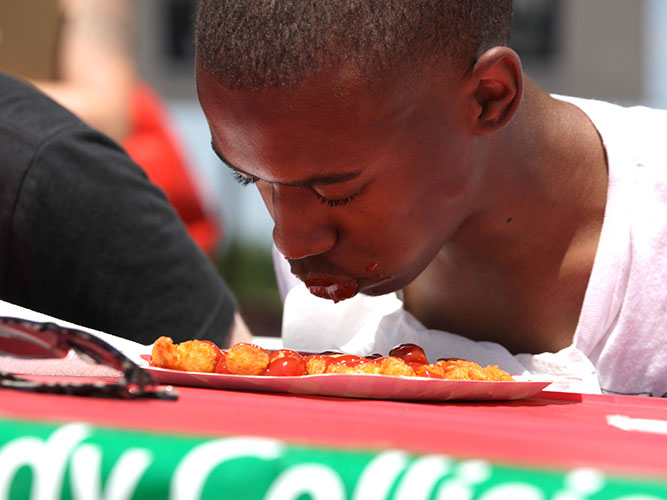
[142,362,552,401]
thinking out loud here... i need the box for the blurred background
[2,0,666,337]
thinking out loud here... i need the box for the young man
[0,71,250,347]
[194,1,666,396]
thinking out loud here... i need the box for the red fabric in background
[1,386,666,479]
[122,82,221,256]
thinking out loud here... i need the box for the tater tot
[483,365,514,381]
[225,343,270,375]
[377,356,416,377]
[413,363,447,379]
[305,355,329,374]
[151,337,516,383]
[439,366,473,380]
[437,358,494,380]
[326,359,381,374]
[151,336,220,373]
[436,358,488,380]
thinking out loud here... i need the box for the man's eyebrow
[210,141,363,187]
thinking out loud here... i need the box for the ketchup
[389,343,429,365]
[214,354,231,374]
[265,356,307,376]
[307,281,358,302]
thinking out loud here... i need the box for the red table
[1,385,666,499]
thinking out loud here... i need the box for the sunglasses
[0,316,177,400]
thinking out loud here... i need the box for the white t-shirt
[560,96,667,397]
[276,97,667,397]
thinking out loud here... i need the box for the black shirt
[0,72,236,345]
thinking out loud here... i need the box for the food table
[1,382,666,499]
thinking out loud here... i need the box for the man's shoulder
[0,71,83,144]
[0,72,132,192]
[555,95,666,167]
[554,94,666,130]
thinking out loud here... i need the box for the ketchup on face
[305,278,358,302]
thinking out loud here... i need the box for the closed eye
[231,170,258,186]
[315,192,356,207]
[228,160,359,207]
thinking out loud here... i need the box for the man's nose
[265,183,337,260]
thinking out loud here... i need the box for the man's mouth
[302,277,359,303]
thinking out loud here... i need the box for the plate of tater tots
[143,337,553,401]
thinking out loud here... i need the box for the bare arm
[33,0,135,142]
[225,313,254,346]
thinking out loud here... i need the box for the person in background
[0,0,222,256]
[0,70,251,347]
[194,0,667,396]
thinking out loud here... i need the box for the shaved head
[196,0,513,89]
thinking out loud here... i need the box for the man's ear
[466,47,523,136]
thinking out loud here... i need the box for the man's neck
[404,80,609,354]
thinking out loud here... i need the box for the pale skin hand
[32,0,135,142]
[225,313,254,347]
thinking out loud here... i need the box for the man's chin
[359,274,411,297]
[306,279,358,303]
[305,274,405,302]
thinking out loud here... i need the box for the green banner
[0,417,664,499]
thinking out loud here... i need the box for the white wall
[645,0,667,108]
[522,0,645,105]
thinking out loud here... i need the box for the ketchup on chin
[306,279,358,302]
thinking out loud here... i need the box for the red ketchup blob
[214,353,231,374]
[265,356,307,376]
[389,343,429,365]
[306,279,358,303]
[201,340,224,362]
[269,349,304,363]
